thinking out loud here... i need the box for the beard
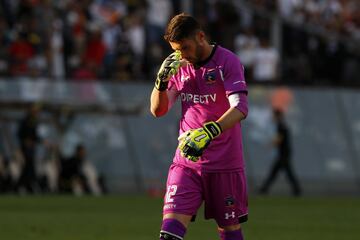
[187,42,204,65]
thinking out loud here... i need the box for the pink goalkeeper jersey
[168,45,248,172]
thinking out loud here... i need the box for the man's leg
[160,164,203,239]
[203,171,248,240]
[259,159,282,194]
[218,225,244,240]
[284,161,302,196]
[160,213,192,240]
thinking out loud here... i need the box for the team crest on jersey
[224,196,235,208]
[204,68,217,84]
[181,75,190,82]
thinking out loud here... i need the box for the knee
[219,224,241,232]
[163,213,192,228]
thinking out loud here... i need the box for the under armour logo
[225,211,236,219]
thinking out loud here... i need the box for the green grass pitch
[0,195,359,240]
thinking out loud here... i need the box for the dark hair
[164,13,202,42]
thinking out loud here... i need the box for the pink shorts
[163,163,248,227]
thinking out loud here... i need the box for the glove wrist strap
[155,78,169,91]
[203,121,222,139]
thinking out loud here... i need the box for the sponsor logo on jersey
[204,68,217,84]
[180,93,216,104]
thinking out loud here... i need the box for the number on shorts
[165,185,177,203]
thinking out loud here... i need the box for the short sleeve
[222,54,247,96]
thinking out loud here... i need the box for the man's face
[169,32,205,64]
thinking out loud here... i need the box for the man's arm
[150,88,169,117]
[216,91,248,130]
[150,51,182,117]
[216,107,246,131]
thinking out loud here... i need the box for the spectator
[126,12,146,79]
[50,18,65,80]
[235,27,260,82]
[101,18,123,79]
[252,38,280,82]
[82,24,106,78]
[0,17,10,76]
[145,0,173,45]
[209,1,240,51]
[8,31,35,77]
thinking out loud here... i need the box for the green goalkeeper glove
[178,121,222,162]
[155,51,182,91]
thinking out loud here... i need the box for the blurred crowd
[0,0,177,81]
[0,0,359,85]
[277,0,360,38]
[247,0,360,84]
[252,0,360,37]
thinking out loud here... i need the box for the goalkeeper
[150,13,249,240]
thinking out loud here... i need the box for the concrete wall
[0,79,359,195]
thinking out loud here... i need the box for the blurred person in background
[4,0,52,78]
[16,103,42,193]
[62,1,90,78]
[0,154,10,192]
[145,0,173,45]
[60,144,86,195]
[208,1,240,52]
[60,144,103,196]
[50,18,65,80]
[259,108,301,197]
[88,0,128,79]
[0,16,10,76]
[8,31,35,77]
[235,27,260,82]
[252,38,279,82]
[143,0,173,80]
[82,24,106,78]
[38,143,62,193]
[126,11,146,79]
